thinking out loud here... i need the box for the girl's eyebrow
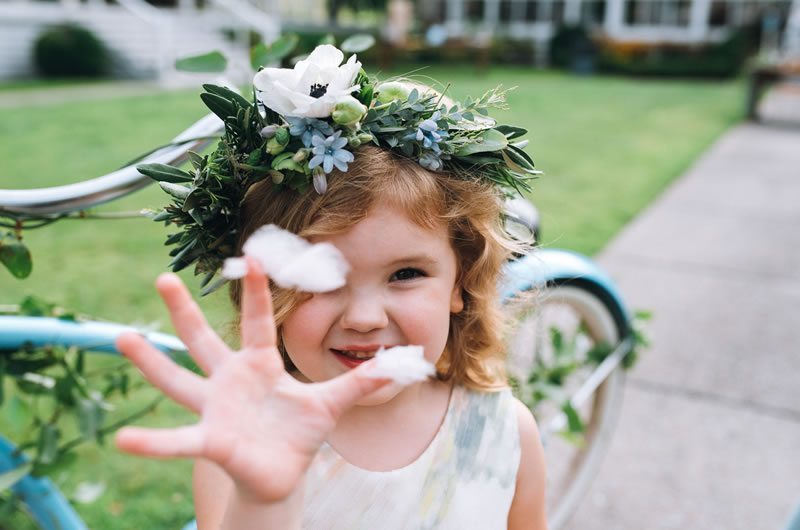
[386,255,438,267]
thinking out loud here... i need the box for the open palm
[115,257,389,503]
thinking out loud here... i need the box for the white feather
[241,224,350,292]
[366,345,435,385]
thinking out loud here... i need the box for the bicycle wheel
[505,281,627,530]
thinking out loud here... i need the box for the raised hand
[114,257,390,503]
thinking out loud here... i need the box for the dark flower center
[309,83,329,98]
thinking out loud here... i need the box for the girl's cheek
[284,298,336,342]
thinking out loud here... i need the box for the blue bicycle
[0,112,633,530]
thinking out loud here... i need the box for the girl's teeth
[340,350,374,360]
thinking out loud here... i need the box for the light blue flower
[406,111,449,154]
[309,131,354,174]
[286,117,335,147]
[419,151,443,171]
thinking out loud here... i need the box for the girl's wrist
[221,478,305,530]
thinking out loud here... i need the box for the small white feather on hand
[221,224,350,293]
[221,257,248,279]
[365,345,435,385]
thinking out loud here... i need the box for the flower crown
[137,44,540,295]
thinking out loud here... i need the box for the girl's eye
[390,268,426,282]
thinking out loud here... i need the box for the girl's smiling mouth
[330,345,398,366]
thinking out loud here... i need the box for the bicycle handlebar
[0,113,222,216]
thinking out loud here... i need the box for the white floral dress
[303,385,521,529]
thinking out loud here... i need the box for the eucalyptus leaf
[0,463,32,492]
[159,182,192,201]
[340,34,376,53]
[0,233,32,279]
[137,163,193,184]
[175,51,227,73]
[454,129,508,156]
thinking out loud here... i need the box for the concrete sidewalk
[565,88,800,530]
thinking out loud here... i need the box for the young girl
[115,51,547,528]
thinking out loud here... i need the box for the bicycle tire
[505,281,626,530]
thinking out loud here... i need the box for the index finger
[157,273,230,374]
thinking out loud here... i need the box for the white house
[0,0,798,81]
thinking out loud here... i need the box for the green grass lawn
[0,66,744,528]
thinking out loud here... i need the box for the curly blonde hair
[229,145,517,391]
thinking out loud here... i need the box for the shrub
[550,25,598,73]
[595,24,759,78]
[33,23,109,78]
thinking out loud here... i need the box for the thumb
[314,361,394,418]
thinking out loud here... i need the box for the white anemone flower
[253,45,362,119]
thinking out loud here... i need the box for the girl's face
[282,202,464,405]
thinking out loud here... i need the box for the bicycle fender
[0,316,186,355]
[0,436,88,530]
[500,248,631,332]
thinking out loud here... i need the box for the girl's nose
[339,289,389,332]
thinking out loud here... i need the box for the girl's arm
[507,398,549,530]
[194,459,304,530]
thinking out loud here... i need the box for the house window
[500,0,514,22]
[709,0,728,27]
[624,0,690,26]
[465,0,486,22]
[525,0,539,22]
[582,0,606,25]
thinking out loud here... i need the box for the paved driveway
[566,87,800,530]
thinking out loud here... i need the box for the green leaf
[508,144,535,167]
[159,181,192,201]
[202,84,252,110]
[137,163,193,184]
[175,51,227,73]
[0,233,32,279]
[31,451,77,478]
[0,463,32,492]
[54,376,77,407]
[36,424,60,465]
[200,92,236,121]
[340,34,375,53]
[454,129,508,156]
[251,34,299,68]
[187,151,205,170]
[561,402,585,434]
[77,398,104,442]
[5,396,31,432]
[318,33,336,46]
[495,125,528,139]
